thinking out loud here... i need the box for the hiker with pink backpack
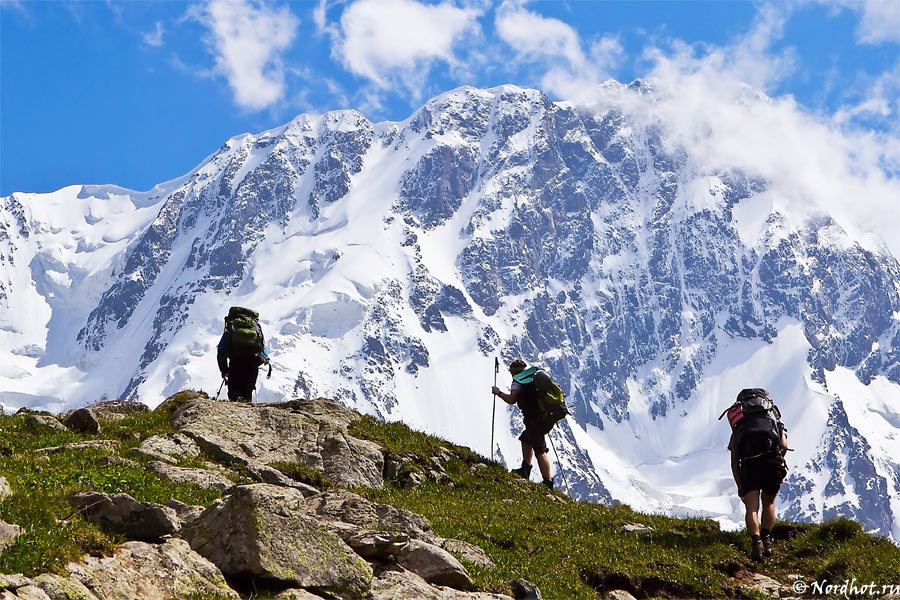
[720,388,789,561]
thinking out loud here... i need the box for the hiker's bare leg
[536,451,551,480]
[743,490,761,536]
[761,492,777,531]
[521,441,534,465]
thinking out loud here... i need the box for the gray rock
[243,462,321,496]
[273,590,322,600]
[182,484,372,596]
[370,568,513,599]
[81,400,149,421]
[396,539,473,590]
[0,476,12,503]
[147,461,234,492]
[98,456,137,468]
[172,398,384,489]
[605,591,637,600]
[62,408,100,435]
[32,574,99,600]
[163,499,205,524]
[437,538,495,569]
[619,522,653,534]
[345,530,411,559]
[0,574,32,590]
[306,490,434,541]
[0,520,22,551]
[510,579,542,600]
[65,539,238,600]
[23,415,67,432]
[8,586,51,600]
[35,441,120,455]
[72,492,180,539]
[134,433,202,464]
[746,573,785,598]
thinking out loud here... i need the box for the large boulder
[23,415,68,432]
[81,400,149,422]
[32,574,99,600]
[171,399,384,488]
[134,433,202,464]
[71,492,180,540]
[395,540,473,590]
[63,539,238,600]
[62,409,100,435]
[147,461,234,492]
[181,484,372,597]
[305,490,434,541]
[369,568,513,600]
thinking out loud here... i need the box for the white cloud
[191,0,300,111]
[143,21,165,47]
[335,0,481,95]
[494,1,622,100]
[576,5,900,257]
[829,0,900,45]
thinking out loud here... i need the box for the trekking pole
[215,377,225,401]
[548,430,570,496]
[490,357,499,460]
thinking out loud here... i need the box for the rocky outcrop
[306,490,434,541]
[369,568,513,600]
[23,415,67,432]
[72,492,180,540]
[147,461,234,492]
[182,484,372,597]
[170,398,384,488]
[134,433,201,463]
[79,400,149,422]
[64,539,238,600]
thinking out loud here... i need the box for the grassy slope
[0,393,896,600]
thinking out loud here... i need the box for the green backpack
[224,307,264,360]
[513,366,568,434]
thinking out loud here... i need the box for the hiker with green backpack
[216,307,271,403]
[492,359,568,490]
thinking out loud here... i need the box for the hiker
[217,307,270,402]
[721,388,788,561]
[492,359,558,490]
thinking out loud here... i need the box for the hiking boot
[762,535,773,557]
[542,478,554,491]
[751,539,765,562]
[511,463,532,479]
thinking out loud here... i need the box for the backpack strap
[513,366,539,384]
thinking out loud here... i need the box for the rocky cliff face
[3,82,900,538]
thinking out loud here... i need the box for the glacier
[2,81,900,539]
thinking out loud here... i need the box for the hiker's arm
[491,386,519,405]
[779,428,789,455]
[217,334,229,376]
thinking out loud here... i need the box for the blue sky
[1,0,898,196]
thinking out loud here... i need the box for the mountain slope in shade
[3,82,900,538]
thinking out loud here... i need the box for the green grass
[0,398,224,577]
[350,415,900,599]
[2,395,899,600]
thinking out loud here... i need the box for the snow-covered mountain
[3,82,900,539]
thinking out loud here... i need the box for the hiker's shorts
[739,458,786,497]
[519,423,548,456]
